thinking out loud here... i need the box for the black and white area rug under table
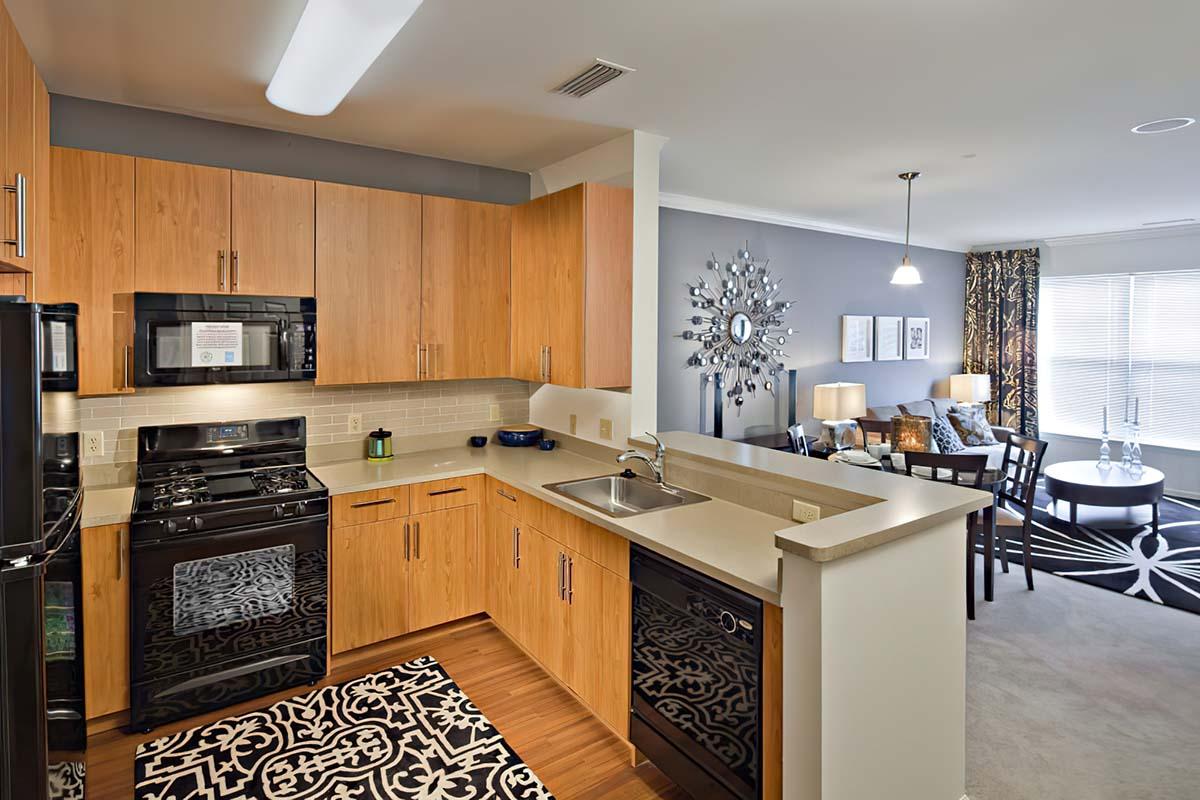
[134,655,555,800]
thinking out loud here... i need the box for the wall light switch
[569,414,577,435]
[348,413,363,434]
[489,404,501,422]
[83,431,104,458]
[599,418,613,440]
[792,500,821,524]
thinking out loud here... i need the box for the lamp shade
[813,382,866,421]
[950,373,991,403]
[890,257,922,286]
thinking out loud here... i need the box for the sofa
[865,397,1015,469]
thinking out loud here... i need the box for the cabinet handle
[117,527,127,582]
[427,486,465,497]
[349,498,394,509]
[417,343,424,380]
[545,345,551,383]
[414,521,421,559]
[404,521,411,561]
[495,488,516,502]
[512,526,521,568]
[557,552,565,601]
[539,345,548,382]
[122,345,131,390]
[231,250,240,292]
[218,250,226,289]
[2,173,26,258]
[567,556,574,605]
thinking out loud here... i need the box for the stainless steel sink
[543,474,709,518]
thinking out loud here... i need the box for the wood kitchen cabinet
[407,505,481,631]
[230,170,315,296]
[0,3,44,274]
[43,147,136,395]
[330,517,410,654]
[561,548,631,735]
[315,181,421,385]
[420,195,511,379]
[82,524,130,720]
[484,504,523,641]
[510,182,633,388]
[520,525,569,678]
[134,157,231,293]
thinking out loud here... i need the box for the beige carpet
[967,559,1200,799]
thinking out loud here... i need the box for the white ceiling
[8,0,1200,250]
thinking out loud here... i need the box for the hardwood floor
[85,616,685,799]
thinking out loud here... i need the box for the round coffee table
[1043,461,1165,536]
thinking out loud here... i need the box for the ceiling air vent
[553,59,635,98]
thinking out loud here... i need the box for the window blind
[1040,270,1200,450]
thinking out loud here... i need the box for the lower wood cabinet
[484,504,523,641]
[81,524,130,720]
[331,517,410,654]
[407,506,481,631]
[562,547,631,735]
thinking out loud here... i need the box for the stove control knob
[274,506,284,520]
[191,516,204,531]
[164,519,178,535]
[296,501,307,515]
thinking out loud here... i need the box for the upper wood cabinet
[231,170,315,296]
[43,147,136,396]
[0,3,44,274]
[315,181,421,385]
[420,195,511,379]
[135,159,315,296]
[511,182,632,389]
[135,158,231,293]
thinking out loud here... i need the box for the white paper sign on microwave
[191,322,243,367]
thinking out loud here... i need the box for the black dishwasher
[630,544,764,800]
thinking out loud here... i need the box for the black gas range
[128,418,329,732]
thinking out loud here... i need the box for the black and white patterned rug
[135,656,555,800]
[997,484,1200,615]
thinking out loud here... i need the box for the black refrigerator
[0,301,85,800]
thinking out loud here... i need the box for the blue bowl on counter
[497,425,543,447]
[468,436,488,448]
[538,438,557,451]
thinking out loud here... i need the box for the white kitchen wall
[78,379,530,465]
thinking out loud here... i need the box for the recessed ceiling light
[1130,117,1195,135]
[1142,218,1196,226]
[266,0,424,116]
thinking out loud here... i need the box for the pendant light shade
[891,171,923,286]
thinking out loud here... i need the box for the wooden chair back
[857,417,891,449]
[786,424,809,456]
[903,452,989,489]
[999,433,1048,515]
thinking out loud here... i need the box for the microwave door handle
[278,319,289,373]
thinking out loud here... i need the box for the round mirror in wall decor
[679,244,795,408]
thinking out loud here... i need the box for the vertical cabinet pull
[2,174,26,258]
[414,521,421,559]
[116,527,127,581]
[218,250,226,289]
[545,345,551,383]
[231,250,240,292]
[122,345,131,390]
[566,556,574,605]
[512,526,522,568]
[556,552,565,600]
[404,521,411,561]
[417,344,425,380]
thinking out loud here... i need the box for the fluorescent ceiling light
[266,0,424,116]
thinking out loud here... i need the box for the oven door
[129,517,327,727]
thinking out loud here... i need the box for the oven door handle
[131,515,328,552]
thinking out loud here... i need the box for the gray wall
[50,95,529,204]
[658,207,967,439]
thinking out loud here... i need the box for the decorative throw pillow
[948,406,997,447]
[932,415,965,453]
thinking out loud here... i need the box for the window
[1040,270,1200,450]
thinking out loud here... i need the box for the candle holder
[1097,424,1111,470]
[1129,421,1143,478]
[1120,424,1133,471]
[891,414,932,454]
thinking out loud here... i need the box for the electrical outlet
[489,404,501,422]
[792,500,821,524]
[569,414,577,435]
[598,418,613,440]
[348,413,363,434]
[83,431,104,458]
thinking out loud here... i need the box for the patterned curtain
[963,248,1039,437]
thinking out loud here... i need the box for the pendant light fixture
[891,171,923,286]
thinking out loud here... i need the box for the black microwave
[132,293,316,387]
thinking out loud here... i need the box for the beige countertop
[82,486,136,529]
[312,445,787,604]
[651,432,994,563]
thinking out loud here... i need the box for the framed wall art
[904,316,930,360]
[841,315,874,362]
[874,315,904,361]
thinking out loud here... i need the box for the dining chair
[993,433,1049,591]
[786,424,809,456]
[857,417,892,449]
[904,451,989,620]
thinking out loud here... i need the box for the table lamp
[813,382,866,451]
[950,373,991,409]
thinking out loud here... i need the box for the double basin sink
[543,473,709,518]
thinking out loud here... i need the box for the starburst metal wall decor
[679,244,795,409]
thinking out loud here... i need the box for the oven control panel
[206,423,249,444]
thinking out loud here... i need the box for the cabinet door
[33,75,48,281]
[1,7,35,272]
[510,185,585,386]
[408,506,480,631]
[583,182,633,388]
[134,157,231,293]
[331,518,410,653]
[484,505,522,641]
[45,147,136,396]
[421,196,510,379]
[520,526,569,677]
[82,524,130,719]
[315,182,421,385]
[563,551,631,736]
[230,170,315,296]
